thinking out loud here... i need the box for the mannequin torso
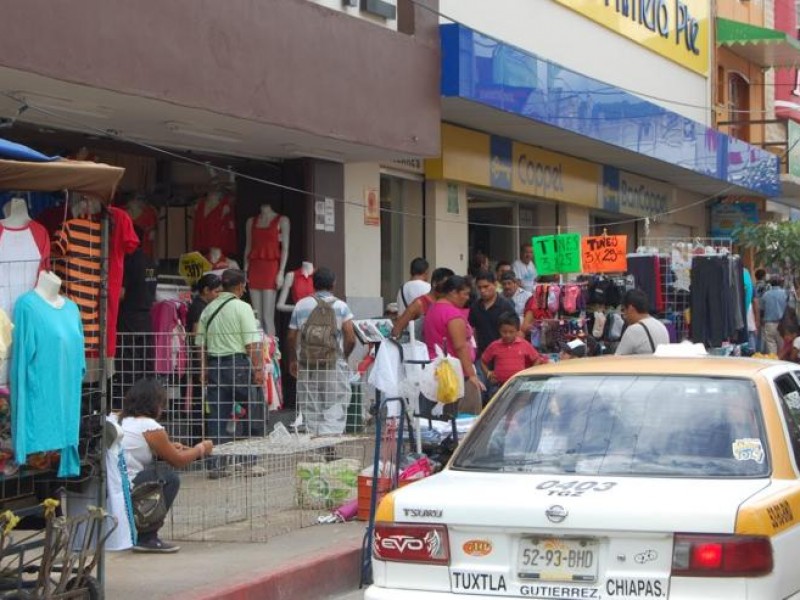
[34,271,65,308]
[277,261,315,313]
[244,205,291,335]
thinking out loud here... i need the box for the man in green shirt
[196,269,263,443]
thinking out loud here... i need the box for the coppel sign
[552,0,709,75]
[601,166,673,218]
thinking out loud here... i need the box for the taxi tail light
[672,534,773,577]
[373,523,450,565]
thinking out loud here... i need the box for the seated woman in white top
[119,379,213,553]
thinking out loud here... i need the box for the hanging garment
[151,300,187,375]
[691,255,738,347]
[107,207,140,358]
[52,218,102,354]
[0,309,12,386]
[192,194,237,256]
[104,416,136,551]
[627,255,663,313]
[11,292,85,477]
[291,268,315,303]
[247,216,282,290]
[0,221,50,318]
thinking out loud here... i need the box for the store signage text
[552,0,709,75]
[601,166,673,218]
[597,0,701,55]
[517,155,564,195]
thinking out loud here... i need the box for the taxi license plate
[517,537,599,583]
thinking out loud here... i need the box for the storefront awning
[0,137,125,201]
[717,17,800,68]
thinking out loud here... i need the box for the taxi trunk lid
[390,471,770,598]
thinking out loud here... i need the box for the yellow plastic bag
[435,359,459,404]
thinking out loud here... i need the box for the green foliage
[734,221,800,274]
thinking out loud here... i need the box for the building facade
[0,0,441,320]
[423,0,781,274]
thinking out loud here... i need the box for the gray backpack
[299,297,339,367]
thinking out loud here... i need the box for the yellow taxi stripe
[375,490,397,523]
[756,376,796,480]
[736,488,800,536]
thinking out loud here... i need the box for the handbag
[131,467,169,533]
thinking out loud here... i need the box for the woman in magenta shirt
[423,275,483,414]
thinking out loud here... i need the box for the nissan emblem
[545,505,568,523]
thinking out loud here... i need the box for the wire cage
[113,331,374,543]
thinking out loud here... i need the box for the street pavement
[105,520,365,599]
[331,591,365,599]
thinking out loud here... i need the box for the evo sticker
[605,577,668,597]
[451,571,507,595]
[732,438,765,464]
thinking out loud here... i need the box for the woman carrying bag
[423,275,484,415]
[119,378,214,553]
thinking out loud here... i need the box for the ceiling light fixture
[164,121,242,144]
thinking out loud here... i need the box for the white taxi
[366,354,800,599]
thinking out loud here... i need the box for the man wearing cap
[559,339,587,360]
[196,269,264,443]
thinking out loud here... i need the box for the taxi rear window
[452,375,769,477]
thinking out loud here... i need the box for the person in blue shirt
[761,277,789,355]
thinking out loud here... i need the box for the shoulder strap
[638,321,656,353]
[205,297,236,333]
[400,283,409,310]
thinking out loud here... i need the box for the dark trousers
[206,354,265,444]
[691,256,731,347]
[132,465,180,540]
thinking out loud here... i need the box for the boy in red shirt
[481,313,548,395]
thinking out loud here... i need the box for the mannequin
[3,197,31,226]
[244,205,290,335]
[277,261,315,313]
[34,271,65,309]
[125,194,158,258]
[193,180,237,256]
[0,197,50,317]
[206,246,240,273]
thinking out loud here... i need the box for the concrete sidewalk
[105,521,366,600]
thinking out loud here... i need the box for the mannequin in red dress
[244,205,289,335]
[277,261,315,314]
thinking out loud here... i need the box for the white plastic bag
[419,345,464,405]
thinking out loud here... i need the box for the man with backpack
[287,267,356,435]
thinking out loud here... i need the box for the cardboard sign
[178,252,213,286]
[532,233,582,276]
[581,235,628,273]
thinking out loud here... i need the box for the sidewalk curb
[168,539,363,600]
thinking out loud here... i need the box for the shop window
[468,197,516,269]
[728,73,751,142]
[380,175,423,307]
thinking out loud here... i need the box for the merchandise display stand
[0,138,125,598]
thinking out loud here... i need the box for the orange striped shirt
[52,218,102,352]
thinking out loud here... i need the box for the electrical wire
[0,91,790,236]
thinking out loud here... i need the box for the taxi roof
[519,355,783,379]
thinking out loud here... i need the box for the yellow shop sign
[552,0,709,76]
[426,124,601,207]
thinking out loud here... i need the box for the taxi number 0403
[536,480,617,498]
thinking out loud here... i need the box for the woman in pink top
[423,275,484,414]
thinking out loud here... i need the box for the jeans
[206,354,265,444]
[132,464,180,540]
